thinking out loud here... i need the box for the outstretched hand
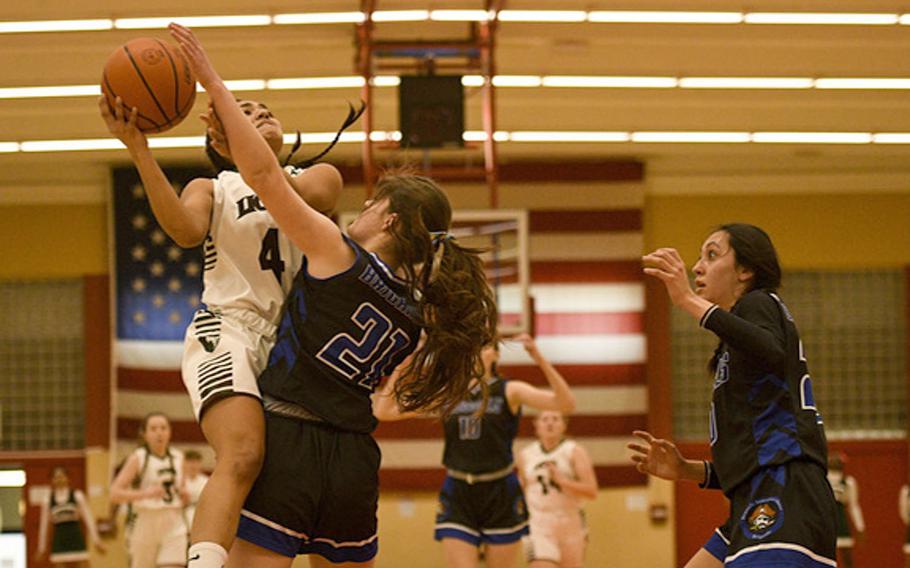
[512,332,539,355]
[98,96,146,149]
[642,247,696,307]
[627,430,686,481]
[168,23,221,90]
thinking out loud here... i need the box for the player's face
[347,197,394,243]
[238,100,283,155]
[480,343,499,376]
[51,468,69,489]
[142,415,172,450]
[692,231,751,308]
[534,411,566,440]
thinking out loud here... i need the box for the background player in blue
[632,223,837,567]
[375,333,576,568]
[170,24,498,568]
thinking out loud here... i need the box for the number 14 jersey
[202,168,303,323]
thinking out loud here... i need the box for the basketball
[101,37,196,134]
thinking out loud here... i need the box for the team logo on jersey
[236,194,267,219]
[192,310,222,352]
[741,498,784,539]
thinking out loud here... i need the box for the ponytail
[375,174,498,416]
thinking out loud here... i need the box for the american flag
[112,167,648,489]
[113,166,207,461]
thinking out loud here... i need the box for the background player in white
[100,78,342,568]
[826,453,864,568]
[517,411,597,568]
[182,450,210,530]
[110,413,188,568]
[36,466,106,567]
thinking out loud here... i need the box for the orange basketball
[101,37,196,134]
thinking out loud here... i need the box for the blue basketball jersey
[442,377,520,473]
[259,238,421,433]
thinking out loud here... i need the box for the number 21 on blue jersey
[316,302,411,390]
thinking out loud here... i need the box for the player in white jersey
[517,411,598,568]
[111,413,188,568]
[101,91,343,568]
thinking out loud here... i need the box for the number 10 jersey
[201,168,303,323]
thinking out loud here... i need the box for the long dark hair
[709,223,782,372]
[378,174,499,416]
[717,223,781,293]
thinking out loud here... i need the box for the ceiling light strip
[7,131,910,154]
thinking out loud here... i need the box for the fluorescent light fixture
[632,131,751,143]
[273,12,365,25]
[462,76,486,87]
[371,10,430,22]
[492,76,542,87]
[148,136,206,149]
[372,76,401,87]
[588,11,742,24]
[115,15,271,29]
[463,131,511,142]
[752,132,873,144]
[222,80,267,92]
[0,142,19,153]
[0,19,113,33]
[369,130,402,142]
[430,10,491,22]
[20,138,125,152]
[0,470,25,487]
[267,77,364,90]
[493,131,510,142]
[282,132,367,144]
[0,85,101,99]
[509,131,630,142]
[872,133,910,144]
[498,10,587,22]
[679,77,814,89]
[744,12,898,25]
[543,75,677,88]
[815,78,910,89]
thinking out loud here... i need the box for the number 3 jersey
[259,238,421,434]
[201,168,304,323]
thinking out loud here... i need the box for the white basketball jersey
[201,167,304,324]
[132,447,184,511]
[521,439,582,514]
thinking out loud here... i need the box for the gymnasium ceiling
[3,0,910,202]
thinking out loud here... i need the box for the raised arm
[700,292,786,371]
[99,97,212,248]
[505,334,575,414]
[169,24,352,276]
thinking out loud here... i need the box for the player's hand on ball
[627,430,685,481]
[99,96,146,149]
[168,23,221,90]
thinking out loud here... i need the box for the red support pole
[480,3,500,209]
[358,0,376,197]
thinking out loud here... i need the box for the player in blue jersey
[631,223,837,568]
[375,334,576,568]
[170,24,498,568]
